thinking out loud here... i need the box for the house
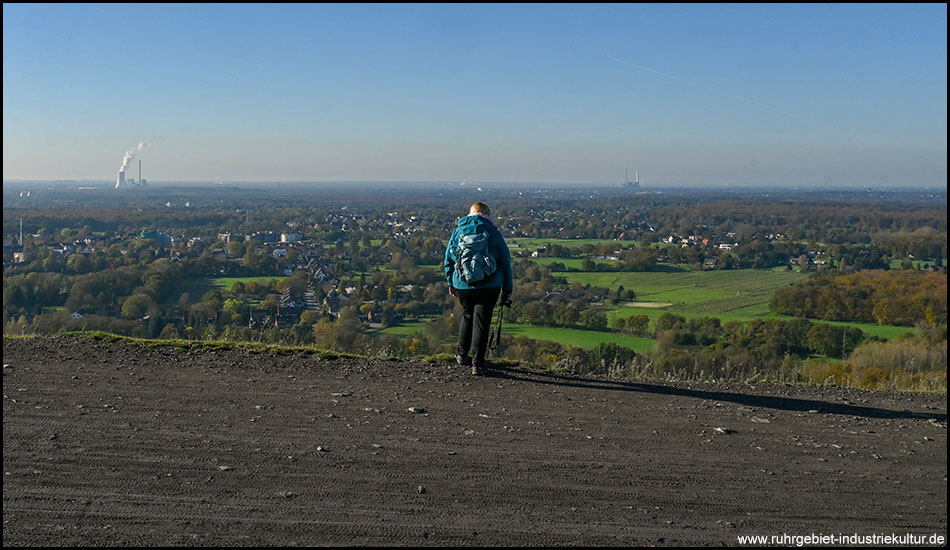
[139,230,172,247]
[246,231,279,243]
[52,243,78,257]
[304,289,320,311]
[280,232,303,243]
[279,288,304,312]
[702,258,720,270]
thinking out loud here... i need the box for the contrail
[609,56,790,116]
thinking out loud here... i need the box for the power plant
[620,169,640,189]
[115,157,148,189]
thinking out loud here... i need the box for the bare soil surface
[3,336,947,546]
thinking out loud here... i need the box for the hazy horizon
[3,4,947,188]
[5,179,946,194]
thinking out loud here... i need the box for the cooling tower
[116,170,126,189]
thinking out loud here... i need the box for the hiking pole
[488,297,505,356]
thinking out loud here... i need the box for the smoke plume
[117,141,149,172]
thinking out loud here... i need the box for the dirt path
[3,336,946,546]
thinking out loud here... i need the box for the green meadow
[173,276,286,302]
[527,258,620,269]
[186,267,915,350]
[508,238,638,250]
[561,269,804,313]
[379,267,914,352]
[378,320,656,353]
[887,258,946,269]
[580,269,915,340]
[212,276,285,290]
[605,303,913,340]
[502,323,656,354]
[376,322,429,336]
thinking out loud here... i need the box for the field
[527,257,622,269]
[519,268,914,347]
[212,276,286,290]
[605,303,914,341]
[377,320,432,336]
[587,269,916,339]
[174,268,916,352]
[380,268,915,353]
[172,276,286,302]
[558,269,805,314]
[503,323,656,353]
[377,318,656,354]
[888,258,947,269]
[508,237,638,250]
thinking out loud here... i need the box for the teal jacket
[445,214,513,292]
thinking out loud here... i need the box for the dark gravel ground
[3,335,947,546]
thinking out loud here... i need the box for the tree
[121,293,159,319]
[655,312,686,332]
[227,240,246,257]
[620,314,650,336]
[222,298,248,325]
[189,301,218,327]
[621,247,659,271]
[587,343,637,375]
[67,254,92,274]
[580,309,607,331]
[160,323,181,339]
[719,251,737,270]
[553,304,580,327]
[807,323,865,359]
[300,310,322,325]
[277,270,310,294]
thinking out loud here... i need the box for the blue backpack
[455,226,497,284]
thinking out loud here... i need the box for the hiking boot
[471,363,485,376]
[456,354,472,366]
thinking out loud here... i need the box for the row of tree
[770,270,947,326]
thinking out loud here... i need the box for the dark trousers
[456,286,501,366]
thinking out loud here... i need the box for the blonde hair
[469,202,491,216]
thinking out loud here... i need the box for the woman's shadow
[488,365,947,422]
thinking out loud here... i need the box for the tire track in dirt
[3,336,946,546]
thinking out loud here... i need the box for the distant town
[3,183,946,391]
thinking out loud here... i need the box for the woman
[444,202,513,375]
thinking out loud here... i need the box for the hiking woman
[444,202,514,375]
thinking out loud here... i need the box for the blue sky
[3,3,946,187]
